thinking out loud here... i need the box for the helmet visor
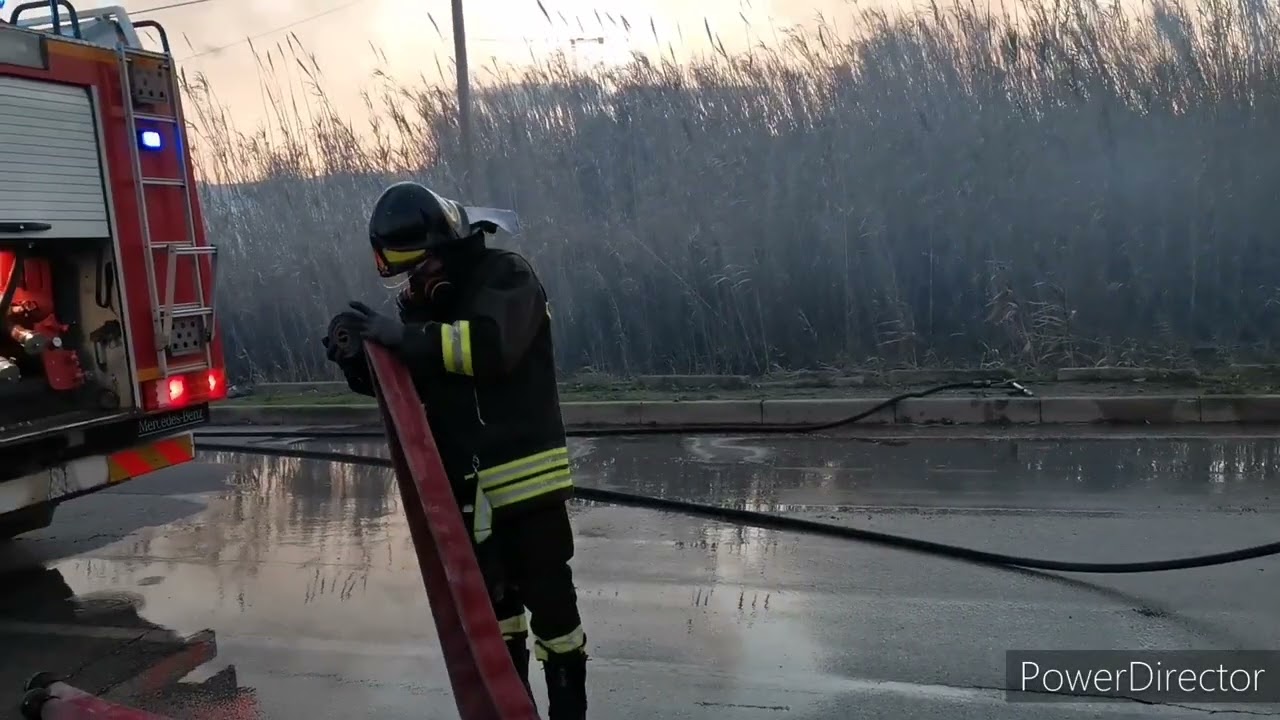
[374,246,429,278]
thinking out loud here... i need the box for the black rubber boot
[543,651,588,720]
[507,637,534,705]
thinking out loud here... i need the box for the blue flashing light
[140,130,163,150]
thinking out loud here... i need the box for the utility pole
[450,0,473,197]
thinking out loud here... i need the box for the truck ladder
[115,45,217,380]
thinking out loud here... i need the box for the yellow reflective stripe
[486,471,572,509]
[498,614,528,638]
[440,324,455,372]
[473,482,493,543]
[542,626,586,653]
[478,447,569,478]
[460,321,473,376]
[467,447,573,516]
[477,447,569,487]
[480,458,571,494]
[440,320,473,376]
[534,626,586,660]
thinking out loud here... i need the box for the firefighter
[324,181,588,719]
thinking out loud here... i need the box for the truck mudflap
[0,434,194,519]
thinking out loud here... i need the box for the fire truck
[0,1,225,538]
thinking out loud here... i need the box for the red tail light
[143,368,227,411]
[147,375,187,409]
[206,369,227,400]
[167,377,186,403]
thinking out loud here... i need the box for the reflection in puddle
[572,436,1280,513]
[34,450,838,715]
[685,436,774,464]
[4,435,1276,717]
[0,565,261,718]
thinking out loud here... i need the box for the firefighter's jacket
[338,249,571,542]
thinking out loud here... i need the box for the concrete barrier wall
[1200,396,1280,423]
[761,399,893,425]
[561,402,644,427]
[638,400,762,426]
[250,366,1280,399]
[894,397,1040,425]
[210,395,1280,428]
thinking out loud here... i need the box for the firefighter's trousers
[456,480,588,718]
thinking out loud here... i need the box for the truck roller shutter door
[0,75,110,240]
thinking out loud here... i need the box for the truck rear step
[0,410,133,450]
[0,432,195,529]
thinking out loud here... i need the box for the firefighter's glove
[322,336,339,362]
[348,301,405,349]
[322,335,358,366]
[324,312,367,363]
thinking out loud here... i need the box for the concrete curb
[210,395,1280,428]
[246,364,1280,399]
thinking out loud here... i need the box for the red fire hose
[364,344,539,720]
[19,345,539,720]
[20,677,170,720]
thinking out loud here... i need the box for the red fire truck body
[0,2,225,537]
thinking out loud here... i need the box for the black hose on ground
[195,439,1280,575]
[201,379,1036,440]
[312,317,1032,438]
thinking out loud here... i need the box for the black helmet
[367,181,521,278]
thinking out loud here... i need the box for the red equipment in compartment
[0,252,54,314]
[0,251,86,391]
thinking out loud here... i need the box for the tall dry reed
[186,0,1280,381]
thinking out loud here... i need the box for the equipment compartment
[0,240,135,446]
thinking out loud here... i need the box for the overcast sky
[104,0,884,130]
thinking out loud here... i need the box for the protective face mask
[403,256,452,306]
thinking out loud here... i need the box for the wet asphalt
[1,431,1279,719]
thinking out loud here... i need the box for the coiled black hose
[194,439,1280,574]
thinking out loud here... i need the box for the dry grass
[186,0,1280,382]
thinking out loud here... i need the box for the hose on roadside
[204,378,1037,440]
[194,439,1280,575]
